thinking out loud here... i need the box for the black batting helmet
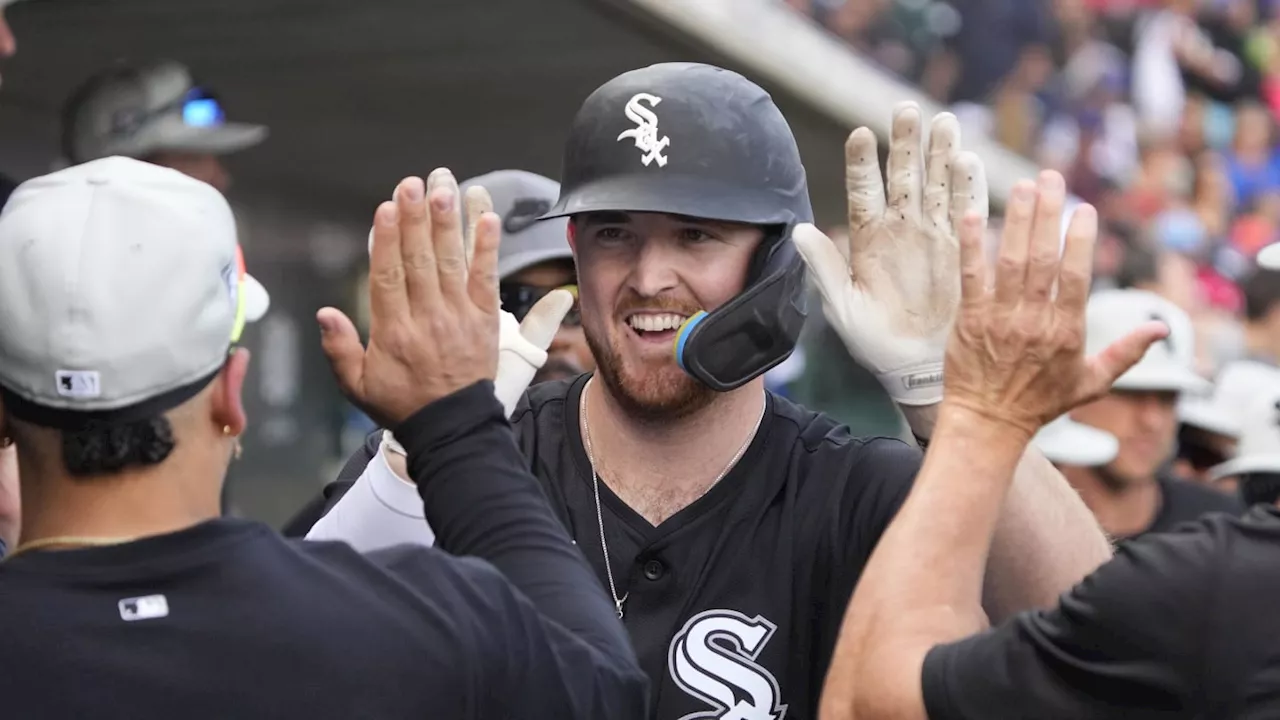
[542,62,813,392]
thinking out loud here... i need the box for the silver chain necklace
[579,377,766,619]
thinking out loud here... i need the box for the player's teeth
[629,314,689,332]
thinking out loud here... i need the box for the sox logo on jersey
[668,609,788,720]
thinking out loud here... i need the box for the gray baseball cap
[1086,289,1209,395]
[366,170,573,281]
[63,60,268,164]
[460,170,572,280]
[0,157,265,428]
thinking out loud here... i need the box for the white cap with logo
[0,157,267,428]
[1179,360,1280,439]
[1085,289,1208,395]
[1209,369,1280,480]
[1203,384,1280,479]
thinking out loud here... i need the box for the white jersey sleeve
[306,431,436,553]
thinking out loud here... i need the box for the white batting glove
[792,103,990,406]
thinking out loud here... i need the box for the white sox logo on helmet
[617,93,670,167]
[668,609,787,720]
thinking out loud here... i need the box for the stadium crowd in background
[785,0,1280,504]
[5,0,1280,717]
[789,0,1279,366]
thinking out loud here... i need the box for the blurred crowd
[787,0,1280,376]
[778,0,1280,430]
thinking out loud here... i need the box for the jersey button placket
[642,559,665,581]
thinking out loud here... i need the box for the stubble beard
[584,322,716,423]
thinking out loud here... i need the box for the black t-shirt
[1143,473,1245,537]
[291,374,922,719]
[922,504,1280,719]
[0,382,647,720]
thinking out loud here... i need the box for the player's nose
[627,238,681,298]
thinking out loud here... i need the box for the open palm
[794,103,988,406]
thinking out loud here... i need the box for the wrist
[899,403,940,440]
[932,402,1036,458]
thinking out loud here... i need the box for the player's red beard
[582,291,716,422]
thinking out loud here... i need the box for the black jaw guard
[674,229,808,392]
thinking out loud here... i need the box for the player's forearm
[982,446,1113,620]
[901,403,1113,621]
[399,381,632,657]
[820,405,1025,719]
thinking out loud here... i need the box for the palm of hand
[849,215,959,342]
[793,104,988,399]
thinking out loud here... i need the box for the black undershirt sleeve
[393,380,648,719]
[921,521,1222,719]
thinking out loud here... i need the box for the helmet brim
[539,172,810,226]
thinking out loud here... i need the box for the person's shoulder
[512,375,581,419]
[768,391,919,462]
[510,374,587,446]
[1160,474,1246,514]
[292,537,516,615]
[1110,503,1256,582]
[766,392,921,503]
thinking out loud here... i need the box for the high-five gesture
[793,103,988,407]
[944,172,1167,438]
[318,170,502,427]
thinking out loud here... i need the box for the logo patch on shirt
[118,594,169,622]
[668,609,787,720]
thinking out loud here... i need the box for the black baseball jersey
[291,374,922,719]
[922,504,1280,718]
[1138,473,1245,537]
[1,383,647,720]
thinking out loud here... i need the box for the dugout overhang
[0,0,1033,230]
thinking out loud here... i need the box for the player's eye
[677,227,717,243]
[594,227,632,245]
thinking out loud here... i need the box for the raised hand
[792,102,988,407]
[318,170,502,427]
[943,172,1168,438]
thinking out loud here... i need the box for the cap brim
[1033,419,1119,466]
[1113,362,1210,394]
[1210,453,1280,480]
[152,122,269,156]
[1259,243,1280,270]
[498,247,575,279]
[243,273,270,322]
[1178,399,1243,438]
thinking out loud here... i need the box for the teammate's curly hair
[62,416,176,477]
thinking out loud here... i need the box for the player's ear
[211,348,251,437]
[567,218,578,252]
